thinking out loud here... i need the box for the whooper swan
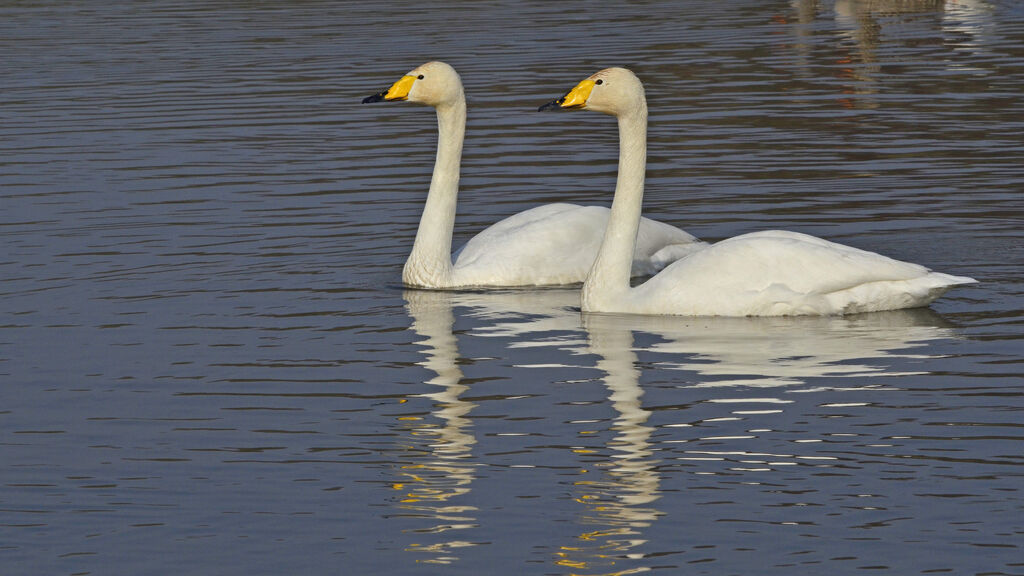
[363,61,704,289]
[539,67,976,316]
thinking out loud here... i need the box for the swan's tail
[931,273,978,287]
[826,271,977,315]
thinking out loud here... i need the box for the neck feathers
[403,96,467,287]
[582,104,647,310]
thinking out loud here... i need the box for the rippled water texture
[2,1,1022,575]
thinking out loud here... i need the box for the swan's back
[627,230,975,316]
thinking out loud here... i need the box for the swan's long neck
[582,103,648,310]
[403,95,467,287]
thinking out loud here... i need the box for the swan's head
[538,67,646,117]
[362,61,464,108]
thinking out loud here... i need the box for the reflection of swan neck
[582,104,647,311]
[405,291,475,456]
[403,96,467,287]
[408,293,463,390]
[586,319,661,508]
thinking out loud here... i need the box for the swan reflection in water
[475,293,958,390]
[393,289,481,565]
[555,313,664,574]
[393,288,581,564]
[396,288,960,567]
[402,289,665,572]
[584,310,956,389]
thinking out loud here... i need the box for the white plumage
[364,61,703,289]
[451,203,700,286]
[540,67,975,316]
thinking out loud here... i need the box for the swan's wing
[679,231,931,292]
[451,204,701,286]
[635,231,975,315]
[452,203,606,285]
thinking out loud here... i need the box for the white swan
[362,61,704,289]
[539,67,976,316]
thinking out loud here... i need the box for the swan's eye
[595,79,604,85]
[417,74,425,80]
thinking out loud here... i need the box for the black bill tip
[538,99,564,112]
[362,92,387,104]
